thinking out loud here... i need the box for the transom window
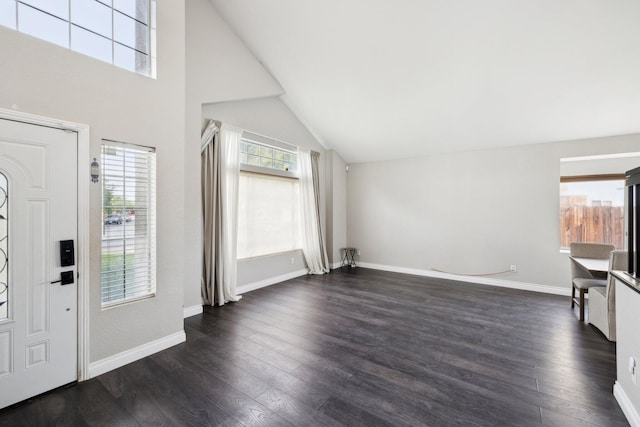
[0,0,157,77]
[240,139,297,176]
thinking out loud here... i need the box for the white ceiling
[209,0,640,164]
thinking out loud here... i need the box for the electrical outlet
[510,265,517,272]
[357,250,361,256]
[290,257,295,265]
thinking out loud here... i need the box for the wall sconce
[91,158,99,183]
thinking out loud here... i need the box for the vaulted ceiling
[210,0,640,163]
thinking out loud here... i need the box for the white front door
[0,118,78,409]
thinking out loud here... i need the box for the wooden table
[570,256,609,279]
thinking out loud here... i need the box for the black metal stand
[341,248,357,269]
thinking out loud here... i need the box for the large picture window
[559,174,625,249]
[237,172,300,259]
[101,141,156,307]
[237,138,301,259]
[0,0,157,77]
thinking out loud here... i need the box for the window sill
[101,293,155,310]
[238,249,302,262]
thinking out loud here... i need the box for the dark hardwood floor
[0,268,629,426]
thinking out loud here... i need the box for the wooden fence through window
[560,205,625,249]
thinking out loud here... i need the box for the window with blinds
[237,171,301,259]
[101,141,156,307]
[237,136,301,259]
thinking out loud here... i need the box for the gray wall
[201,97,327,287]
[0,2,187,362]
[185,0,340,306]
[184,0,284,308]
[326,151,348,266]
[347,133,640,288]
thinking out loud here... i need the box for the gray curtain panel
[201,121,242,306]
[311,151,330,272]
[201,124,221,306]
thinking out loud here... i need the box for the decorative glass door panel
[0,173,6,320]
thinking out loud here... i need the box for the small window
[240,139,298,176]
[1,0,157,77]
[101,141,156,307]
[237,137,301,259]
[560,175,625,249]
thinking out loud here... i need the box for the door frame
[0,108,90,381]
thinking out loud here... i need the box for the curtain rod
[200,120,220,153]
[242,130,298,152]
[204,118,320,156]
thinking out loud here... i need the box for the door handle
[51,271,74,285]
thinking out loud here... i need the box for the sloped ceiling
[209,0,640,163]
[187,0,284,104]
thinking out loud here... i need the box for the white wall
[201,97,327,286]
[326,150,348,266]
[348,133,640,288]
[615,276,640,425]
[184,0,284,308]
[0,1,186,362]
[560,154,640,177]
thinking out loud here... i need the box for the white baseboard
[358,262,570,296]
[615,381,640,427]
[88,330,186,379]
[330,261,342,270]
[237,269,308,294]
[183,304,203,318]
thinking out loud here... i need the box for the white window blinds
[237,171,301,259]
[101,141,156,307]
